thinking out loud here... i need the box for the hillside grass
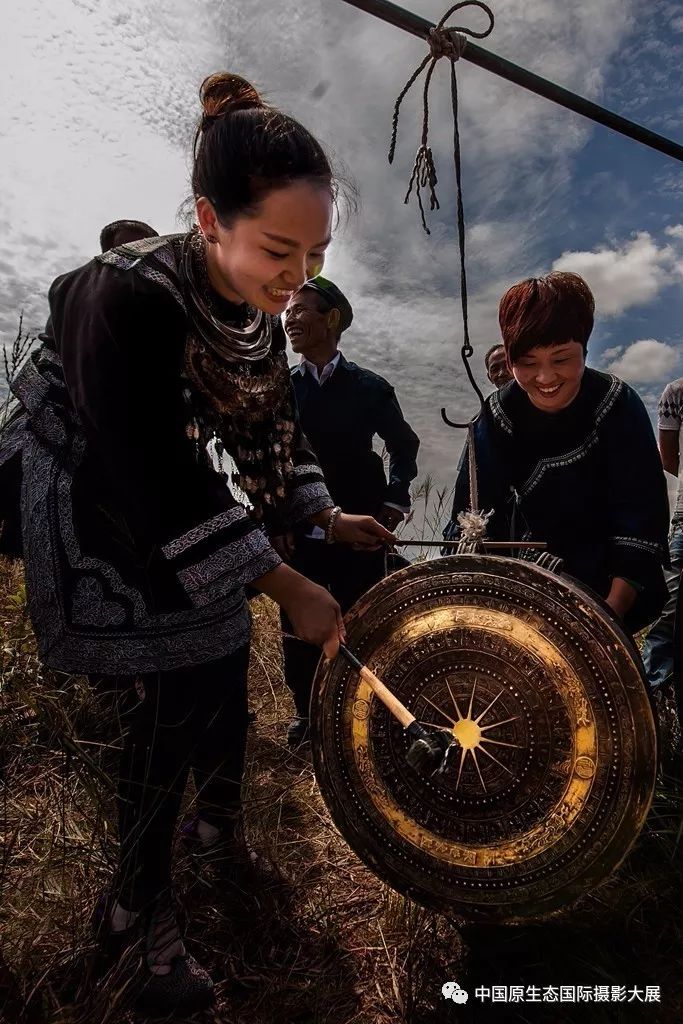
[1,555,682,1024]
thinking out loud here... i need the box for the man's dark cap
[302,276,353,333]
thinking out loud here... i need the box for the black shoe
[93,890,209,1016]
[135,954,214,1016]
[135,890,214,1016]
[287,716,310,747]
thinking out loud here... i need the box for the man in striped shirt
[641,376,683,696]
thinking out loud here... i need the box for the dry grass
[1,555,683,1024]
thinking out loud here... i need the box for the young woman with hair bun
[6,71,392,1013]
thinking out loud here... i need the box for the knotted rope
[388,1,494,523]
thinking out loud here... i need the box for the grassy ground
[1,555,682,1024]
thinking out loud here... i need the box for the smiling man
[282,276,420,745]
[484,343,513,390]
[443,271,669,634]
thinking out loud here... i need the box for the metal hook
[441,407,472,429]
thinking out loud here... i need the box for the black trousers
[92,646,250,910]
[281,540,387,717]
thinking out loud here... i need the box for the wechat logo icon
[442,981,469,1004]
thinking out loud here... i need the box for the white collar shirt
[298,353,341,386]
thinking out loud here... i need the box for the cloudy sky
[2,0,683,520]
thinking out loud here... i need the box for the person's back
[99,219,158,252]
[40,220,159,348]
[0,219,160,557]
[0,222,159,558]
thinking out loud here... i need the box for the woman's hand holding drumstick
[253,563,345,657]
[257,510,394,660]
[255,565,454,771]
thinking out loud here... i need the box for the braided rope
[388,2,494,518]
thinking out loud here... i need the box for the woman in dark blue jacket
[444,271,668,635]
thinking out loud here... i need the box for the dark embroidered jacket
[443,369,669,633]
[291,354,419,517]
[5,234,331,674]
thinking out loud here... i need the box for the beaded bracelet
[325,506,342,544]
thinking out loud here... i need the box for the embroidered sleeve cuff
[609,535,662,590]
[161,506,282,608]
[610,535,662,556]
[287,462,333,525]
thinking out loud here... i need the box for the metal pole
[397,540,547,549]
[341,0,683,164]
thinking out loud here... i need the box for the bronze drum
[311,555,657,922]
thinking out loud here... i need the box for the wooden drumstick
[339,644,414,727]
[338,645,454,773]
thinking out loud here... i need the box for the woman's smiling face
[196,180,332,313]
[512,340,586,412]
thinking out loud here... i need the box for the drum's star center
[452,717,482,750]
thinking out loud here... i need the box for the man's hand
[378,504,404,533]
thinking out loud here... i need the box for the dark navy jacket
[292,353,419,516]
[443,369,669,633]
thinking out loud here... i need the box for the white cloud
[600,345,624,363]
[552,232,675,315]
[665,224,683,239]
[605,339,680,383]
[0,0,661,501]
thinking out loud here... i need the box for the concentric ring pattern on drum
[311,555,657,923]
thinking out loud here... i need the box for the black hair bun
[200,72,263,121]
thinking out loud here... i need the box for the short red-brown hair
[498,271,595,364]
